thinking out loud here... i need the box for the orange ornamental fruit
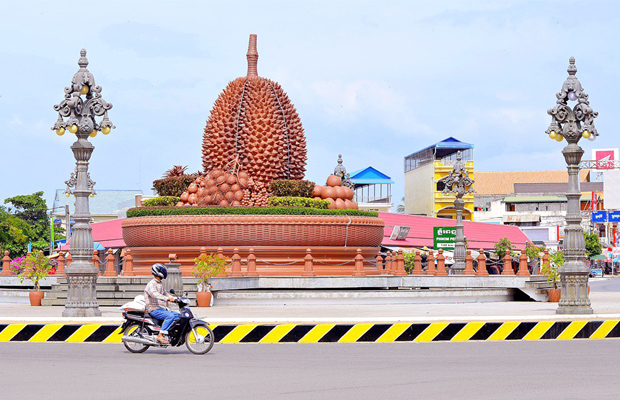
[322,186,335,200]
[326,175,342,187]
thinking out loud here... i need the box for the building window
[506,204,515,212]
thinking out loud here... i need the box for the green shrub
[126,206,378,218]
[143,196,180,207]
[268,196,329,209]
[152,175,198,197]
[270,180,315,198]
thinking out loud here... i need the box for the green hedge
[152,176,198,197]
[270,180,315,198]
[268,196,329,209]
[126,206,378,218]
[143,196,180,207]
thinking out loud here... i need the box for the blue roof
[405,137,474,158]
[349,167,394,184]
[53,189,142,215]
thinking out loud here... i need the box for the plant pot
[196,291,212,307]
[29,291,44,306]
[548,288,561,303]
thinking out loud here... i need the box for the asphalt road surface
[590,277,620,292]
[1,340,619,400]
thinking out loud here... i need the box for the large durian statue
[202,34,307,186]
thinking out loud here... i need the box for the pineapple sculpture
[178,34,307,207]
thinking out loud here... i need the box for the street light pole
[52,49,114,317]
[546,57,596,314]
[442,151,475,274]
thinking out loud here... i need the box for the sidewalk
[2,281,619,324]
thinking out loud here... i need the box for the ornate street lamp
[52,49,114,317]
[545,57,596,314]
[442,151,475,274]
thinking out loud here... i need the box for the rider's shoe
[156,333,169,345]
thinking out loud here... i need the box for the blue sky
[1,0,619,210]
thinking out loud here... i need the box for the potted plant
[525,242,542,274]
[193,252,227,307]
[543,251,562,302]
[18,251,55,306]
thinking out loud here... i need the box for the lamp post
[546,57,596,314]
[442,151,475,274]
[52,49,114,317]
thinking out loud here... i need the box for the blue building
[349,167,395,212]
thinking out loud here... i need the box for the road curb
[1,319,619,343]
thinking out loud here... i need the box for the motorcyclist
[144,263,179,344]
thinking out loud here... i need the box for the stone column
[303,249,315,277]
[63,136,101,317]
[164,254,183,295]
[558,143,592,314]
[1,251,11,276]
[353,248,366,277]
[452,197,466,274]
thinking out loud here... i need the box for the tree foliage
[0,192,57,257]
[494,238,512,258]
[584,232,602,259]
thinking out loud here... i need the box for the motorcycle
[119,289,214,355]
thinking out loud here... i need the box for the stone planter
[29,291,44,306]
[548,288,561,302]
[122,214,384,248]
[122,214,385,276]
[196,291,212,307]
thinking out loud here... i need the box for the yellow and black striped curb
[1,320,620,343]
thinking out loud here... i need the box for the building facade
[350,167,394,212]
[404,137,474,221]
[472,171,600,249]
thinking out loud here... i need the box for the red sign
[594,149,616,170]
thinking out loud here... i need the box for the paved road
[590,277,620,292]
[2,341,618,400]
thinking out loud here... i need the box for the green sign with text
[433,227,456,250]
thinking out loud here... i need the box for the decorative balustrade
[0,247,543,278]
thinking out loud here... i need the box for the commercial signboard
[592,211,607,223]
[609,211,620,223]
[604,170,620,209]
[433,227,456,250]
[592,148,619,170]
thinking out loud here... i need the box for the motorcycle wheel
[123,324,150,353]
[185,323,214,355]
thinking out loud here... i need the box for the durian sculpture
[178,34,308,207]
[202,34,307,185]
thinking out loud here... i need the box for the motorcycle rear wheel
[123,324,150,353]
[185,324,214,355]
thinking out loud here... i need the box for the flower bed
[126,206,378,218]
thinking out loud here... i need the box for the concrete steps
[214,288,516,306]
[41,276,201,307]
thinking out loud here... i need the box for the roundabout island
[121,35,385,276]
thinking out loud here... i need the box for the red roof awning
[60,218,126,251]
[379,212,530,250]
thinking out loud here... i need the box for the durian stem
[247,34,258,77]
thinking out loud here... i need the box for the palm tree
[162,165,188,178]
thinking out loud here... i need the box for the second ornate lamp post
[545,57,596,314]
[52,49,114,317]
[442,151,475,274]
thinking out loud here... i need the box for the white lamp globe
[568,91,577,101]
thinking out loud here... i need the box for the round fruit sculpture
[201,34,307,189]
[312,175,358,209]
